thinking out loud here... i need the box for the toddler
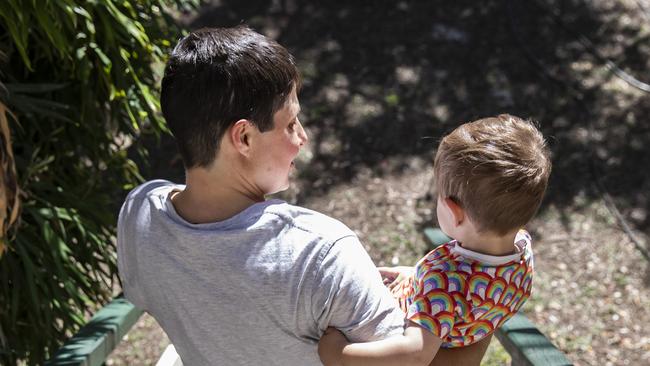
[319,114,552,365]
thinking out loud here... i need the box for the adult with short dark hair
[116,26,406,365]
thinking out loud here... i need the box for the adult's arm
[429,334,492,366]
[312,236,406,342]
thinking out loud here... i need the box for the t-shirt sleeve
[406,268,456,339]
[116,193,147,310]
[311,236,406,342]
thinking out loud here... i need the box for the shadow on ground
[137,0,650,252]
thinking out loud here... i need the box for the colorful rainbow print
[445,333,475,348]
[410,312,439,335]
[517,291,530,309]
[469,292,484,306]
[467,320,494,337]
[453,320,473,332]
[460,334,474,346]
[424,290,455,314]
[471,262,484,273]
[509,288,526,311]
[483,267,497,278]
[421,271,448,293]
[457,262,472,274]
[427,246,449,261]
[451,292,471,319]
[468,272,492,298]
[402,233,534,348]
[521,272,533,292]
[415,256,431,279]
[449,327,463,338]
[471,300,492,319]
[499,284,518,306]
[435,260,454,273]
[486,278,507,303]
[409,311,453,338]
[446,272,466,292]
[436,311,455,337]
[496,266,515,282]
[482,305,511,328]
[511,266,526,287]
[408,295,432,315]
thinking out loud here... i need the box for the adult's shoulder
[118,180,181,222]
[123,179,180,203]
[264,201,357,241]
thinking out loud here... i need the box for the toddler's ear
[444,198,465,226]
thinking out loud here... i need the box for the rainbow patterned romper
[393,230,533,348]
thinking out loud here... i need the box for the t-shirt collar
[449,237,528,266]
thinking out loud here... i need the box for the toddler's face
[436,195,454,237]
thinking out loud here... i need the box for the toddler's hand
[318,327,348,366]
[377,266,414,291]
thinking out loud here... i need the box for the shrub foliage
[0,1,197,363]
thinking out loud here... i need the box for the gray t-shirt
[117,180,405,365]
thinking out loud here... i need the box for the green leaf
[8,94,73,123]
[8,253,22,325]
[15,244,43,327]
[0,1,32,70]
[57,0,78,29]
[5,83,68,94]
[32,2,68,56]
[103,0,150,48]
[89,42,112,73]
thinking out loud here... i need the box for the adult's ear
[229,119,253,157]
[443,197,465,227]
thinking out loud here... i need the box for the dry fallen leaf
[0,101,20,257]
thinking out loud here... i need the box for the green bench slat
[423,227,452,247]
[495,313,573,366]
[422,227,573,366]
[45,296,143,366]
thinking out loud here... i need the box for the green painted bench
[45,228,573,365]
[44,296,143,366]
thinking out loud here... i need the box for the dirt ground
[109,0,650,364]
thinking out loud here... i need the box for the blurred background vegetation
[0,0,197,364]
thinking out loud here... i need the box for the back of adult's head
[434,114,552,235]
[161,25,300,169]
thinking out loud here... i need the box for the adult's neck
[171,164,265,224]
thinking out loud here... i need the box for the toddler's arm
[318,322,442,366]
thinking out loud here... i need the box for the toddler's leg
[429,334,492,366]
